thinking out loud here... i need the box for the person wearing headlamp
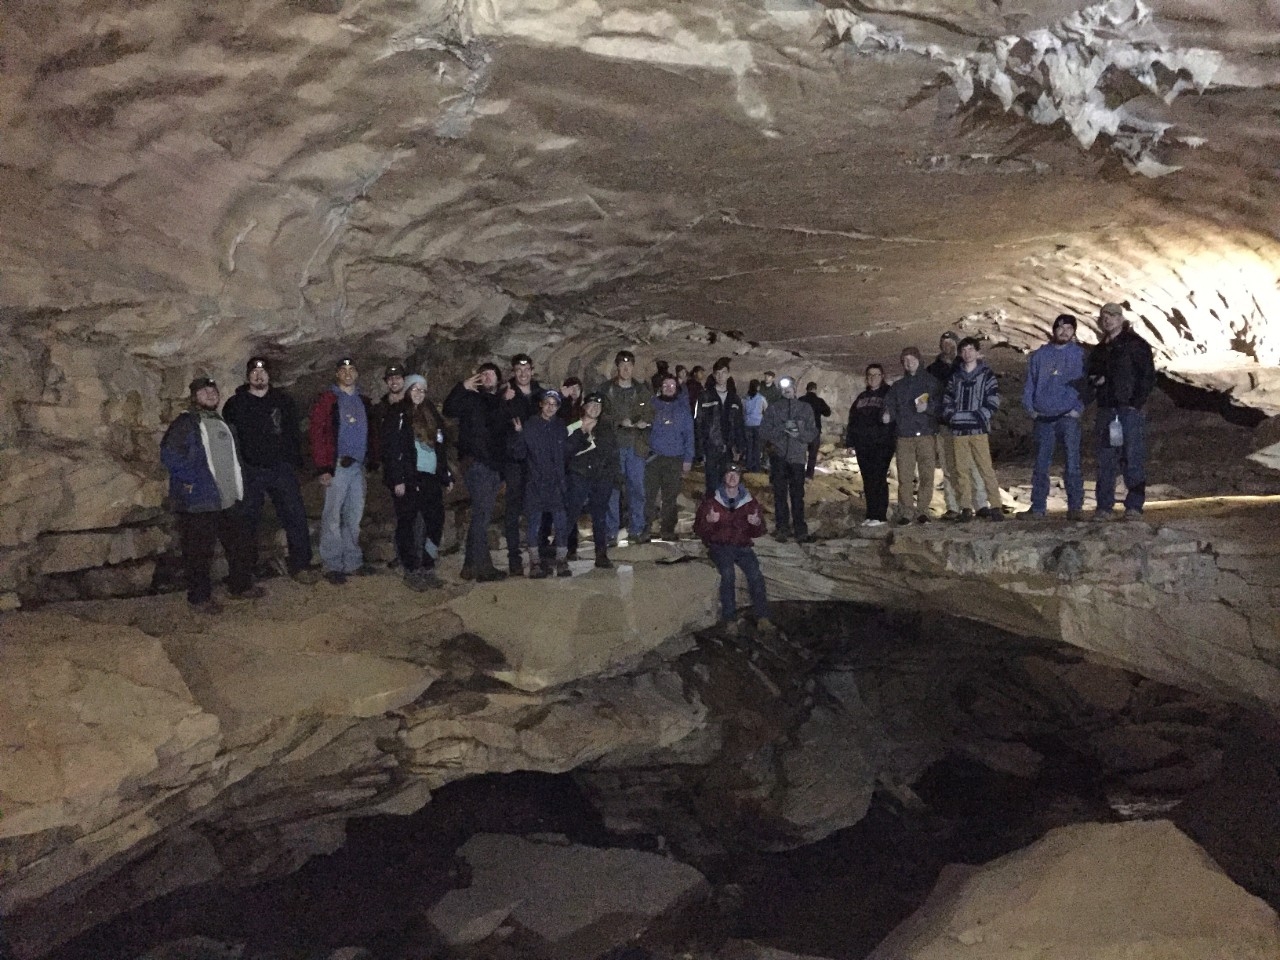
[759,374,818,542]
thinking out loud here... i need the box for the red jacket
[694,486,765,547]
[309,388,378,476]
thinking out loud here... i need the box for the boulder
[426,833,708,959]
[869,820,1280,960]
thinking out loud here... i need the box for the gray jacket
[760,396,818,465]
[884,370,942,438]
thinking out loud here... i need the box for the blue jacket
[509,414,568,497]
[161,410,237,513]
[943,362,1000,436]
[648,395,695,462]
[1023,341,1086,419]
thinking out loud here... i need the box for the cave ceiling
[3,0,1280,405]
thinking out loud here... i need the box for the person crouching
[510,390,572,578]
[693,462,777,639]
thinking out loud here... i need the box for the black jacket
[694,386,746,458]
[380,398,453,489]
[799,392,832,433]
[926,355,957,386]
[221,385,303,468]
[845,385,894,449]
[1087,324,1155,408]
[443,382,509,469]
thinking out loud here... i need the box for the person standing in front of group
[759,375,817,542]
[942,337,1003,522]
[694,357,746,497]
[882,347,940,525]
[221,357,317,584]
[845,364,895,527]
[381,374,453,590]
[600,349,652,545]
[742,379,767,473]
[645,371,695,542]
[443,362,510,582]
[310,358,378,584]
[162,377,264,613]
[1087,302,1156,520]
[1022,314,1087,520]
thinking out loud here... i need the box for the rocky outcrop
[869,820,1280,960]
[738,505,1280,714]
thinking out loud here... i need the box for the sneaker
[774,528,791,542]
[634,530,653,545]
[354,564,378,577]
[1123,509,1145,521]
[1019,510,1047,520]
[228,585,266,600]
[565,550,579,561]
[1066,510,1085,522]
[959,509,974,523]
[975,507,992,519]
[895,517,912,526]
[1089,510,1113,522]
[941,510,961,522]
[720,619,740,639]
[529,562,550,580]
[474,567,508,582]
[405,570,431,592]
[595,552,613,569]
[291,568,320,585]
[987,509,1004,523]
[861,519,885,527]
[460,566,477,581]
[555,559,572,577]
[190,598,223,615]
[916,515,931,524]
[608,537,619,549]
[508,559,525,576]
[324,571,348,586]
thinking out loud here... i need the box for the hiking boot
[291,568,320,585]
[529,561,550,579]
[774,528,791,543]
[228,585,266,600]
[756,617,780,639]
[986,509,1004,522]
[1066,510,1085,522]
[895,517,912,526]
[474,567,508,582]
[509,558,525,576]
[555,559,572,577]
[941,510,961,522]
[719,619,740,639]
[190,598,223,615]
[975,507,993,519]
[634,529,653,544]
[324,571,348,586]
[959,509,974,523]
[1019,510,1047,520]
[1089,510,1114,522]
[916,515,931,524]
[1123,509,1145,522]
[405,570,431,592]
[595,551,613,569]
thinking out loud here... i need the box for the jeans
[645,455,684,537]
[392,472,445,572]
[853,442,894,521]
[463,461,502,571]
[566,472,612,551]
[708,544,770,622]
[319,462,366,573]
[1095,406,1147,513]
[1031,416,1083,513]
[238,462,312,573]
[769,456,807,537]
[525,484,569,557]
[607,446,647,539]
[744,427,762,472]
[177,509,254,603]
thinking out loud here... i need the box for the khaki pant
[953,434,999,513]
[895,435,936,518]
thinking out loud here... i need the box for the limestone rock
[868,820,1280,960]
[426,833,708,958]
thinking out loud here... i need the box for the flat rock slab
[869,819,1280,960]
[447,560,717,691]
[427,833,708,958]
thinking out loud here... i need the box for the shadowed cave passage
[35,602,1280,960]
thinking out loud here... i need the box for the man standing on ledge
[221,357,318,583]
[1022,314,1087,520]
[882,347,941,525]
[1087,302,1156,520]
[161,376,263,613]
[310,358,378,584]
[600,349,652,545]
[760,375,817,542]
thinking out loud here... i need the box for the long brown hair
[410,396,444,448]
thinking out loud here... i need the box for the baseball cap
[189,376,217,394]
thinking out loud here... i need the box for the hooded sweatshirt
[1023,341,1087,419]
[943,361,1000,436]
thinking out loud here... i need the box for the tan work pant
[895,435,936,519]
[953,434,999,513]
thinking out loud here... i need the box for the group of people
[843,302,1156,528]
[161,302,1154,634]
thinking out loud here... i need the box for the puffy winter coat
[694,485,765,547]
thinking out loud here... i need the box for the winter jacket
[943,361,1001,436]
[380,398,453,490]
[845,385,894,449]
[743,393,767,428]
[509,414,569,498]
[926,355,957,386]
[694,485,765,548]
[694,387,747,459]
[799,393,831,435]
[648,395,695,462]
[221,385,304,469]
[685,378,702,414]
[884,371,942,438]
[567,419,618,483]
[443,382,509,470]
[503,379,545,465]
[760,396,818,466]
[760,382,783,405]
[309,388,378,476]
[161,410,244,513]
[1023,341,1087,419]
[1086,324,1155,409]
[599,379,652,456]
